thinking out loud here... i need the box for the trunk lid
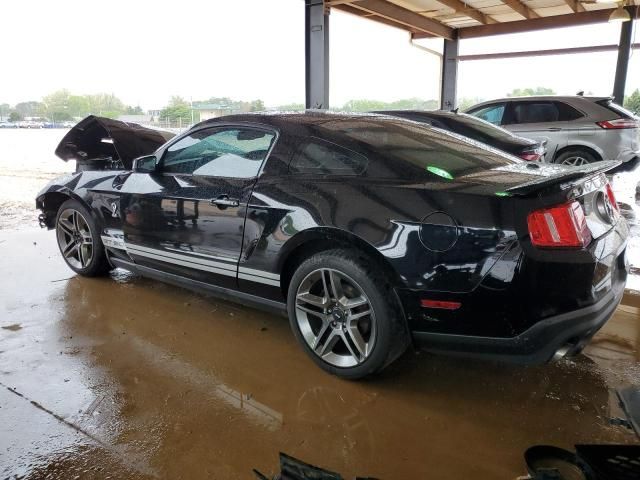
[55,115,175,170]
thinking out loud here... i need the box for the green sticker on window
[426,165,453,180]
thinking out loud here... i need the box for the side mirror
[132,155,158,173]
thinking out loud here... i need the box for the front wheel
[55,199,110,276]
[287,249,409,379]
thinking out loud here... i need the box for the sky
[0,0,638,109]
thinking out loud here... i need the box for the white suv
[466,96,640,166]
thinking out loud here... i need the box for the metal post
[305,0,329,109]
[440,37,459,111]
[613,9,635,105]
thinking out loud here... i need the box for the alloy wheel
[560,156,589,166]
[295,268,376,368]
[56,209,94,269]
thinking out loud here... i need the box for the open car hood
[55,115,175,170]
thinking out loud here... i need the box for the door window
[161,127,275,177]
[468,104,505,125]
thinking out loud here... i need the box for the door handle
[210,195,239,208]
[546,127,562,132]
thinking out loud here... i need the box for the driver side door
[120,125,277,289]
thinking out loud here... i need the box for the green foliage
[506,87,556,97]
[9,111,22,122]
[160,96,193,124]
[249,99,264,112]
[457,97,485,112]
[125,105,144,115]
[275,103,305,111]
[15,101,43,118]
[624,89,640,114]
[36,89,138,120]
[340,98,439,112]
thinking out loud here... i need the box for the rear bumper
[412,276,625,365]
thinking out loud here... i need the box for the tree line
[2,86,638,124]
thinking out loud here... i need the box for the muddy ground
[1,228,639,479]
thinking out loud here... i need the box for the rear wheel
[555,149,598,166]
[55,199,110,276]
[287,249,409,379]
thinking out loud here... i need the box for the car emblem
[110,202,119,218]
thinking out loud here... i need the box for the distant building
[194,103,243,121]
[147,109,162,123]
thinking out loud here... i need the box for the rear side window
[468,103,505,125]
[318,119,518,180]
[290,138,368,175]
[556,102,584,121]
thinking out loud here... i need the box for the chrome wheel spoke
[348,309,372,321]
[327,269,345,302]
[296,304,325,318]
[341,295,368,309]
[312,321,331,351]
[62,241,77,258]
[346,326,367,360]
[72,211,80,232]
[296,292,328,309]
[317,329,340,357]
[341,330,364,363]
[58,219,75,236]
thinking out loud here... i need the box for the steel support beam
[613,12,634,105]
[305,0,330,109]
[441,38,459,110]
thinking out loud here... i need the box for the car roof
[470,95,611,105]
[193,110,407,130]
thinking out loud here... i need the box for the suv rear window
[290,137,368,175]
[596,99,636,119]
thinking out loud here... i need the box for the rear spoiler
[506,160,620,195]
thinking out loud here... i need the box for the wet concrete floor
[1,228,639,480]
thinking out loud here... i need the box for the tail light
[597,118,639,129]
[605,182,620,212]
[519,152,541,162]
[518,144,545,162]
[527,201,592,248]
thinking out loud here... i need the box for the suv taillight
[597,118,639,129]
[527,201,592,248]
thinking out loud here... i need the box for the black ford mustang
[36,113,629,379]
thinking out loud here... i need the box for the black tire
[55,199,110,277]
[554,148,599,166]
[287,249,409,380]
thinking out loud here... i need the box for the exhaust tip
[552,345,573,362]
